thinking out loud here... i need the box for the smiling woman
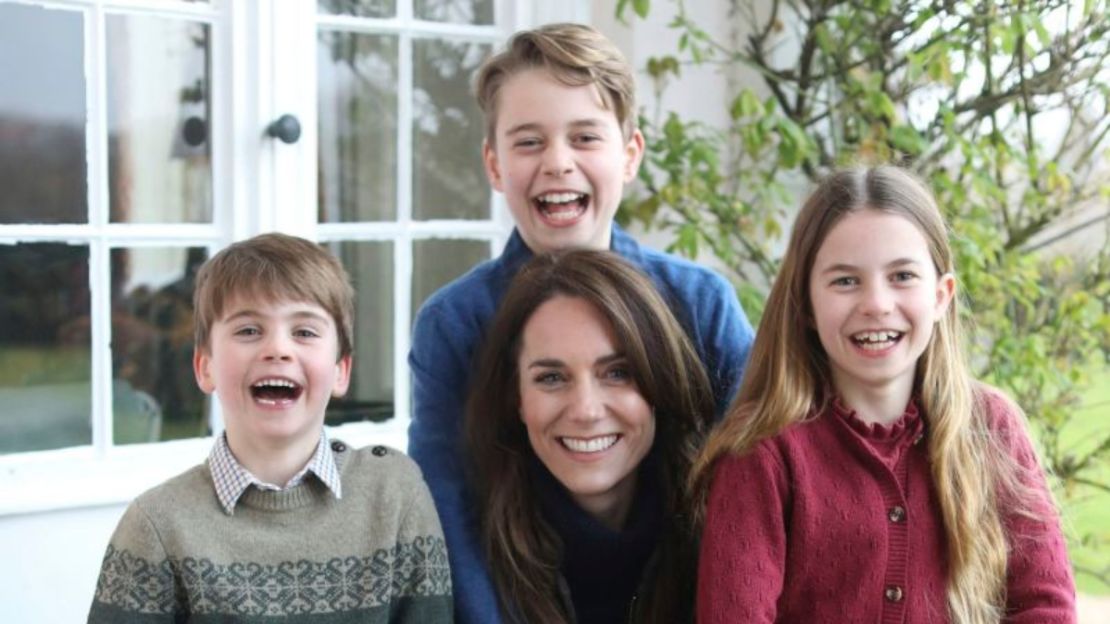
[465,249,715,624]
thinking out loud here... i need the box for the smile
[250,377,304,405]
[850,330,904,351]
[559,434,619,454]
[534,191,589,224]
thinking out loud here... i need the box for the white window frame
[0,0,590,516]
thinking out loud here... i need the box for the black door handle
[266,114,301,144]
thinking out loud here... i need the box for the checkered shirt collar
[208,431,342,515]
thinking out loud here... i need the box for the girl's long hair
[466,249,715,623]
[692,166,1029,623]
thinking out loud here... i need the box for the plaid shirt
[207,431,342,515]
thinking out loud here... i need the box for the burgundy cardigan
[697,389,1075,624]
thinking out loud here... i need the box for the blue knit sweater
[407,224,754,624]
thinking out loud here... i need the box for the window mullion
[393,19,414,423]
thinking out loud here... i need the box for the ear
[331,354,353,398]
[934,272,957,317]
[482,138,504,192]
[193,347,216,394]
[622,128,645,183]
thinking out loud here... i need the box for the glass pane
[413,39,491,220]
[415,0,493,24]
[106,16,212,224]
[327,241,393,424]
[412,239,488,318]
[317,0,395,19]
[110,247,210,444]
[0,4,86,225]
[318,32,398,223]
[0,244,91,454]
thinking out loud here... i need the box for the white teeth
[537,192,585,204]
[252,378,296,389]
[852,330,902,350]
[560,434,619,453]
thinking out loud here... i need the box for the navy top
[407,224,754,624]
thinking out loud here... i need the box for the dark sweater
[536,461,662,624]
[698,389,1075,624]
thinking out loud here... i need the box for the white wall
[0,504,126,622]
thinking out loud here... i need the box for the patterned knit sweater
[88,442,452,623]
[697,390,1075,624]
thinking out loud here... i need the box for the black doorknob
[266,114,301,144]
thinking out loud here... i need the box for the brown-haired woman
[466,249,714,624]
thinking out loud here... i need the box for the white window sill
[0,419,410,517]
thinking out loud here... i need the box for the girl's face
[517,295,655,529]
[808,209,955,408]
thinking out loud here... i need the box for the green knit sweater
[88,442,452,623]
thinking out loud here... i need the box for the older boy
[408,23,754,623]
[89,233,451,623]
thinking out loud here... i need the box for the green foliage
[619,0,1110,588]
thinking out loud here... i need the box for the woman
[466,249,715,624]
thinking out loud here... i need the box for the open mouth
[559,434,620,454]
[850,330,904,351]
[250,378,304,405]
[534,191,589,224]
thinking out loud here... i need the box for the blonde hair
[693,166,1027,623]
[475,22,637,142]
[193,233,354,359]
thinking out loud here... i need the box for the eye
[294,327,321,339]
[532,370,566,386]
[602,362,634,384]
[234,326,261,337]
[514,136,542,150]
[573,133,602,145]
[829,275,859,287]
[891,270,918,283]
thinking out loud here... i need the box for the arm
[389,461,454,624]
[986,394,1077,623]
[408,301,503,624]
[87,503,180,623]
[691,272,755,418]
[697,447,788,624]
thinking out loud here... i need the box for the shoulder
[129,462,213,520]
[413,256,502,325]
[633,245,734,297]
[338,443,430,497]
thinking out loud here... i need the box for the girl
[466,249,715,624]
[695,166,1075,623]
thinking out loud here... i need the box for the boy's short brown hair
[475,22,637,142]
[192,233,354,359]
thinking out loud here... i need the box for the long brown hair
[693,166,1027,623]
[467,249,714,623]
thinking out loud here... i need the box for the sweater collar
[495,223,643,280]
[831,396,925,444]
[207,431,341,515]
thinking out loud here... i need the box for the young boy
[408,23,755,623]
[89,233,452,623]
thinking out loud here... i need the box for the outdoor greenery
[616,0,1110,590]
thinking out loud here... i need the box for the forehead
[216,293,332,322]
[494,68,618,134]
[519,295,618,356]
[815,210,932,266]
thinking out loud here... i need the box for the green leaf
[633,0,651,19]
[890,124,925,155]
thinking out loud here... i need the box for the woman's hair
[466,249,714,623]
[692,165,1023,623]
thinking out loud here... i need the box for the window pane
[110,247,210,444]
[327,241,393,424]
[0,244,91,454]
[317,0,395,18]
[318,32,398,223]
[415,0,493,24]
[412,239,488,318]
[106,16,212,224]
[0,4,86,225]
[413,39,491,220]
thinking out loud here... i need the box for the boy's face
[193,295,351,451]
[483,68,644,254]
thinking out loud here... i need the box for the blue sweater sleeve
[698,270,754,416]
[408,298,504,624]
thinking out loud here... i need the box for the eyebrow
[818,258,923,274]
[504,119,610,137]
[526,352,626,369]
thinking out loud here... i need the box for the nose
[859,282,894,317]
[568,379,605,423]
[261,332,294,361]
[541,142,574,177]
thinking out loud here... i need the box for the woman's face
[517,295,655,529]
